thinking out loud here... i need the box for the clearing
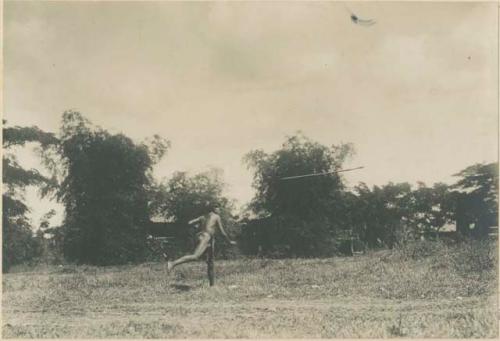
[2,243,498,338]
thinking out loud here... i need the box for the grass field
[2,241,498,338]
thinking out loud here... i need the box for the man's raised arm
[188,216,203,225]
[217,216,237,245]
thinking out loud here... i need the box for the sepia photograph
[2,0,499,338]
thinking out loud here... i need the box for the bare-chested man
[167,206,236,272]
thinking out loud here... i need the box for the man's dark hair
[203,202,215,213]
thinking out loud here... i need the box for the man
[167,206,236,272]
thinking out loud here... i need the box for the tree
[2,120,58,272]
[52,111,169,265]
[243,133,354,257]
[151,168,231,222]
[452,162,498,238]
[408,182,455,238]
[347,181,459,247]
[348,182,413,248]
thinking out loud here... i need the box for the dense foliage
[2,120,58,272]
[149,168,238,256]
[242,133,354,256]
[3,114,497,266]
[242,133,498,257]
[53,111,169,265]
[452,163,498,237]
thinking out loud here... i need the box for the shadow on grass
[170,284,193,292]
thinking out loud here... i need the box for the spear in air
[280,166,364,181]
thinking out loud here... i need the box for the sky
[3,1,498,227]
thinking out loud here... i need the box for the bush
[450,239,498,275]
[2,216,42,273]
[394,240,445,260]
[392,238,498,284]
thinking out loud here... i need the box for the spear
[280,166,364,181]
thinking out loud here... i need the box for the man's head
[204,201,221,214]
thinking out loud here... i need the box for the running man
[167,206,236,272]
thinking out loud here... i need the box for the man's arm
[188,216,203,225]
[217,216,236,245]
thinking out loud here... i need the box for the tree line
[239,134,497,257]
[3,112,498,271]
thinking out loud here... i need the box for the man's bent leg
[168,234,210,271]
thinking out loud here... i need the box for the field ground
[2,243,499,338]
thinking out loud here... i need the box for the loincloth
[196,231,212,240]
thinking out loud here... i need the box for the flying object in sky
[345,5,376,26]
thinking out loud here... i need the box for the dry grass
[2,240,498,338]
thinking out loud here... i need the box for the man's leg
[206,238,215,286]
[167,234,210,271]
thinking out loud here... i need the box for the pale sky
[3,1,498,228]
